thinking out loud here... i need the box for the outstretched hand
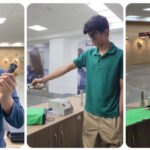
[31,78,45,89]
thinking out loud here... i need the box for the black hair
[29,47,44,77]
[83,15,109,34]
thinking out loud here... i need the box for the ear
[104,29,109,37]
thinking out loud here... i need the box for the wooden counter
[126,100,150,147]
[27,94,85,147]
[27,95,85,135]
[126,100,148,110]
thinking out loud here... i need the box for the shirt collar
[93,42,116,57]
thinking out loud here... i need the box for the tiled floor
[126,64,150,104]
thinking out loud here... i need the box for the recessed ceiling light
[110,22,123,30]
[98,10,116,18]
[87,3,116,18]
[108,16,122,24]
[0,43,10,46]
[87,3,122,29]
[11,43,24,47]
[28,25,48,31]
[126,15,140,18]
[87,3,108,12]
[0,18,6,24]
[126,15,141,21]
[143,8,150,11]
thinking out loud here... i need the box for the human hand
[31,78,46,89]
[0,73,16,103]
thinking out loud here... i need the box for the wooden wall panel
[0,47,24,74]
[126,22,150,66]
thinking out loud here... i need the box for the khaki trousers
[82,110,123,148]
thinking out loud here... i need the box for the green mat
[27,108,45,125]
[126,108,150,126]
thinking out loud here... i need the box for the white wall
[48,30,123,94]
[109,30,123,50]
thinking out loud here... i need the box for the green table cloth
[27,108,45,125]
[126,108,150,126]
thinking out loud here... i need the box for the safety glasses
[88,31,100,40]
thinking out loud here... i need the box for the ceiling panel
[0,4,24,43]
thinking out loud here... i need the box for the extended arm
[31,62,77,88]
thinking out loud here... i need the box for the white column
[48,37,78,94]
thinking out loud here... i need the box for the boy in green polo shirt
[32,15,123,148]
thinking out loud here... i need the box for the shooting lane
[0,4,24,148]
[126,4,150,148]
[27,3,123,147]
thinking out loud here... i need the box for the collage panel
[1,2,150,149]
[0,4,24,148]
[126,3,150,148]
[27,3,123,148]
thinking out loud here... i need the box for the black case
[5,122,24,143]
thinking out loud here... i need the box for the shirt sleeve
[2,89,24,128]
[119,51,123,79]
[73,50,87,69]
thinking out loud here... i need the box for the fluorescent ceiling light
[0,43,10,46]
[11,43,24,47]
[87,3,122,29]
[87,3,116,18]
[108,16,122,24]
[143,17,150,21]
[143,8,150,11]
[0,42,24,47]
[0,18,6,24]
[126,15,141,21]
[126,15,140,18]
[110,22,123,30]
[98,10,116,18]
[87,3,108,12]
[28,25,48,31]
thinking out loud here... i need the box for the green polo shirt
[73,42,123,118]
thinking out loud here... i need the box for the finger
[2,73,16,83]
[0,79,4,88]
[34,83,43,89]
[34,84,41,89]
[31,79,37,86]
[0,78,14,91]
[0,75,16,89]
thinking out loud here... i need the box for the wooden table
[27,94,85,147]
[126,100,150,147]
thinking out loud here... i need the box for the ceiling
[0,4,24,44]
[126,4,150,22]
[27,3,123,42]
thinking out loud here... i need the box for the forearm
[1,97,13,115]
[119,89,123,108]
[42,62,77,82]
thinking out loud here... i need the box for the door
[126,119,150,147]
[58,112,83,147]
[27,124,58,147]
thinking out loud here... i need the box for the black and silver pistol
[7,63,18,73]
